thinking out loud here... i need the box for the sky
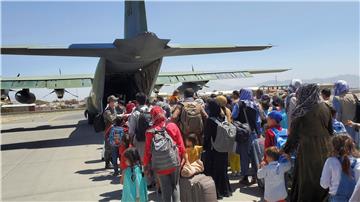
[1,1,359,101]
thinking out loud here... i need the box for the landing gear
[85,110,95,125]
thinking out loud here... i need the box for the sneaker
[239,176,250,185]
[250,177,257,184]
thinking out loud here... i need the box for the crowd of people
[99,79,360,202]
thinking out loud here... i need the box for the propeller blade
[64,89,78,98]
[41,90,55,99]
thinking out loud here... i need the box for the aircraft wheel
[87,111,95,125]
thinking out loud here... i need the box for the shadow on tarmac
[85,159,103,164]
[1,120,103,151]
[1,124,78,133]
[231,182,264,202]
[99,189,123,202]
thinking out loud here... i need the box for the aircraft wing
[163,44,272,56]
[156,68,290,85]
[1,43,272,57]
[1,44,117,57]
[0,74,93,89]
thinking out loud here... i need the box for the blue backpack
[108,126,124,147]
[271,128,288,149]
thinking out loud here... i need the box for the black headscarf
[291,83,321,120]
[208,99,221,118]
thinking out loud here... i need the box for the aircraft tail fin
[124,0,148,39]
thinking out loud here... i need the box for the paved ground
[1,111,263,201]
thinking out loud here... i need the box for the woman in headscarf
[283,83,333,202]
[333,80,359,146]
[285,79,302,128]
[232,88,260,185]
[216,95,241,176]
[143,106,187,202]
[203,99,233,200]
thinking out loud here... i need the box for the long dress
[203,116,233,198]
[284,102,333,202]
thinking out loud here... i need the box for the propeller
[64,89,78,98]
[41,90,55,99]
[41,89,78,99]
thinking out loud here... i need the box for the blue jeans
[237,132,257,177]
[111,146,119,173]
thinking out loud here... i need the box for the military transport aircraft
[1,0,289,123]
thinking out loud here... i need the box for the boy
[330,107,347,134]
[107,116,125,176]
[265,111,287,150]
[257,147,291,202]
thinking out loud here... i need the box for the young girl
[185,133,203,164]
[320,134,360,201]
[121,147,148,202]
[119,133,133,184]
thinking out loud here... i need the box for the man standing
[128,92,150,160]
[171,88,208,144]
[333,80,359,146]
[103,95,119,169]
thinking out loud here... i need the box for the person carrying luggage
[107,116,125,176]
[203,99,233,200]
[121,147,148,202]
[143,106,188,202]
[171,88,208,145]
[232,88,260,185]
[320,134,360,202]
[128,92,150,160]
[264,111,288,151]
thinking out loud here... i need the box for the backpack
[93,112,105,132]
[353,94,360,124]
[271,128,288,149]
[180,102,203,136]
[334,158,357,200]
[135,107,151,142]
[149,127,179,171]
[210,117,237,153]
[233,121,251,143]
[109,126,124,147]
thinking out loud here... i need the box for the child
[330,107,347,135]
[121,147,148,202]
[264,111,287,150]
[271,96,288,129]
[257,147,291,202]
[108,117,125,176]
[320,134,360,201]
[119,133,133,184]
[185,133,203,164]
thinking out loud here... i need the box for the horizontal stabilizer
[1,44,116,57]
[163,44,272,57]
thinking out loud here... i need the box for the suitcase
[252,137,265,189]
[179,174,217,202]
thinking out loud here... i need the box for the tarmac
[1,110,262,201]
